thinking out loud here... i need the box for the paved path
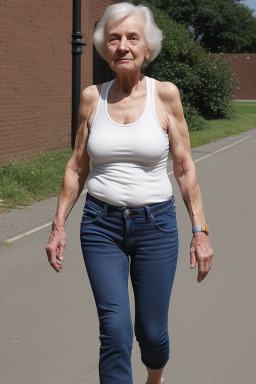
[1,128,256,384]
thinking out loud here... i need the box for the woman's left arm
[160,82,213,282]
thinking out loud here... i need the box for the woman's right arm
[46,86,98,272]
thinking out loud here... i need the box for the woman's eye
[109,38,118,44]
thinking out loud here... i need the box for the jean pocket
[151,206,177,233]
[81,204,102,225]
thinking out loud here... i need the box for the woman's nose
[118,37,129,52]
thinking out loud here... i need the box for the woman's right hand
[46,223,66,272]
[45,85,98,272]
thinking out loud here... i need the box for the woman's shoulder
[79,85,102,122]
[153,79,180,103]
[79,81,111,123]
[81,80,113,102]
[152,78,184,119]
[81,84,101,105]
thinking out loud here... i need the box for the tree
[136,0,256,53]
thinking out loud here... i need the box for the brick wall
[0,0,117,166]
[219,54,256,100]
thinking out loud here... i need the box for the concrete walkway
[0,128,256,384]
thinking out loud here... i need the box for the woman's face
[104,14,150,74]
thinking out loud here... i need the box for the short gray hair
[93,2,163,65]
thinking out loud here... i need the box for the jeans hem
[141,355,170,370]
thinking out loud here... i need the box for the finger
[197,257,210,282]
[206,257,212,272]
[50,257,62,273]
[197,270,208,283]
[57,242,66,261]
[46,248,62,272]
[197,257,204,282]
[56,262,63,270]
[46,244,55,262]
[204,252,213,272]
[190,248,197,269]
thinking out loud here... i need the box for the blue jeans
[80,193,179,384]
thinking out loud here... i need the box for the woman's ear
[145,49,153,61]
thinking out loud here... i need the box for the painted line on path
[7,222,53,243]
[6,135,252,243]
[167,134,251,176]
[6,189,88,244]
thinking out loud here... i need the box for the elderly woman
[46,2,213,384]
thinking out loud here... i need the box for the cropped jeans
[80,193,179,384]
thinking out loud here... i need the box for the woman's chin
[112,62,139,73]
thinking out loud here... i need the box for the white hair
[93,2,163,65]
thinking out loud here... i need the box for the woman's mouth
[116,58,132,62]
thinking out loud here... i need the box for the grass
[0,242,12,249]
[0,149,73,211]
[189,102,256,148]
[0,102,255,211]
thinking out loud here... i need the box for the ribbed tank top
[87,76,172,207]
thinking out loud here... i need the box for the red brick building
[0,0,117,166]
[219,54,256,101]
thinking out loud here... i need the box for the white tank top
[87,77,172,207]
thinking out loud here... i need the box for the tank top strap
[150,77,157,121]
[150,77,155,103]
[138,76,151,115]
[149,77,155,110]
[90,81,113,129]
[101,80,114,104]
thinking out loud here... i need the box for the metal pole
[71,0,86,148]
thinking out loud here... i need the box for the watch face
[202,224,209,234]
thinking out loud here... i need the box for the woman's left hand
[190,232,213,282]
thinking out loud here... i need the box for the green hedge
[139,4,237,129]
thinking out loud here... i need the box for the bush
[139,3,237,129]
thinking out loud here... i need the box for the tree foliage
[133,2,237,128]
[138,0,256,53]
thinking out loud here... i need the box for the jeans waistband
[86,193,175,219]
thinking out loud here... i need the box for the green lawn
[236,102,256,114]
[0,149,73,211]
[189,102,256,148]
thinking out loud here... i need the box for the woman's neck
[113,71,145,95]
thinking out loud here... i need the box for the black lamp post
[71,0,86,148]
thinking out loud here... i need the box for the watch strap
[192,226,202,233]
[192,224,209,234]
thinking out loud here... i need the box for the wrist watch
[192,224,210,234]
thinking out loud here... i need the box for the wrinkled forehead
[105,14,146,37]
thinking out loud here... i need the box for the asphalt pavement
[0,128,256,384]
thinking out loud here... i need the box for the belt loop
[144,206,150,222]
[103,203,108,217]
